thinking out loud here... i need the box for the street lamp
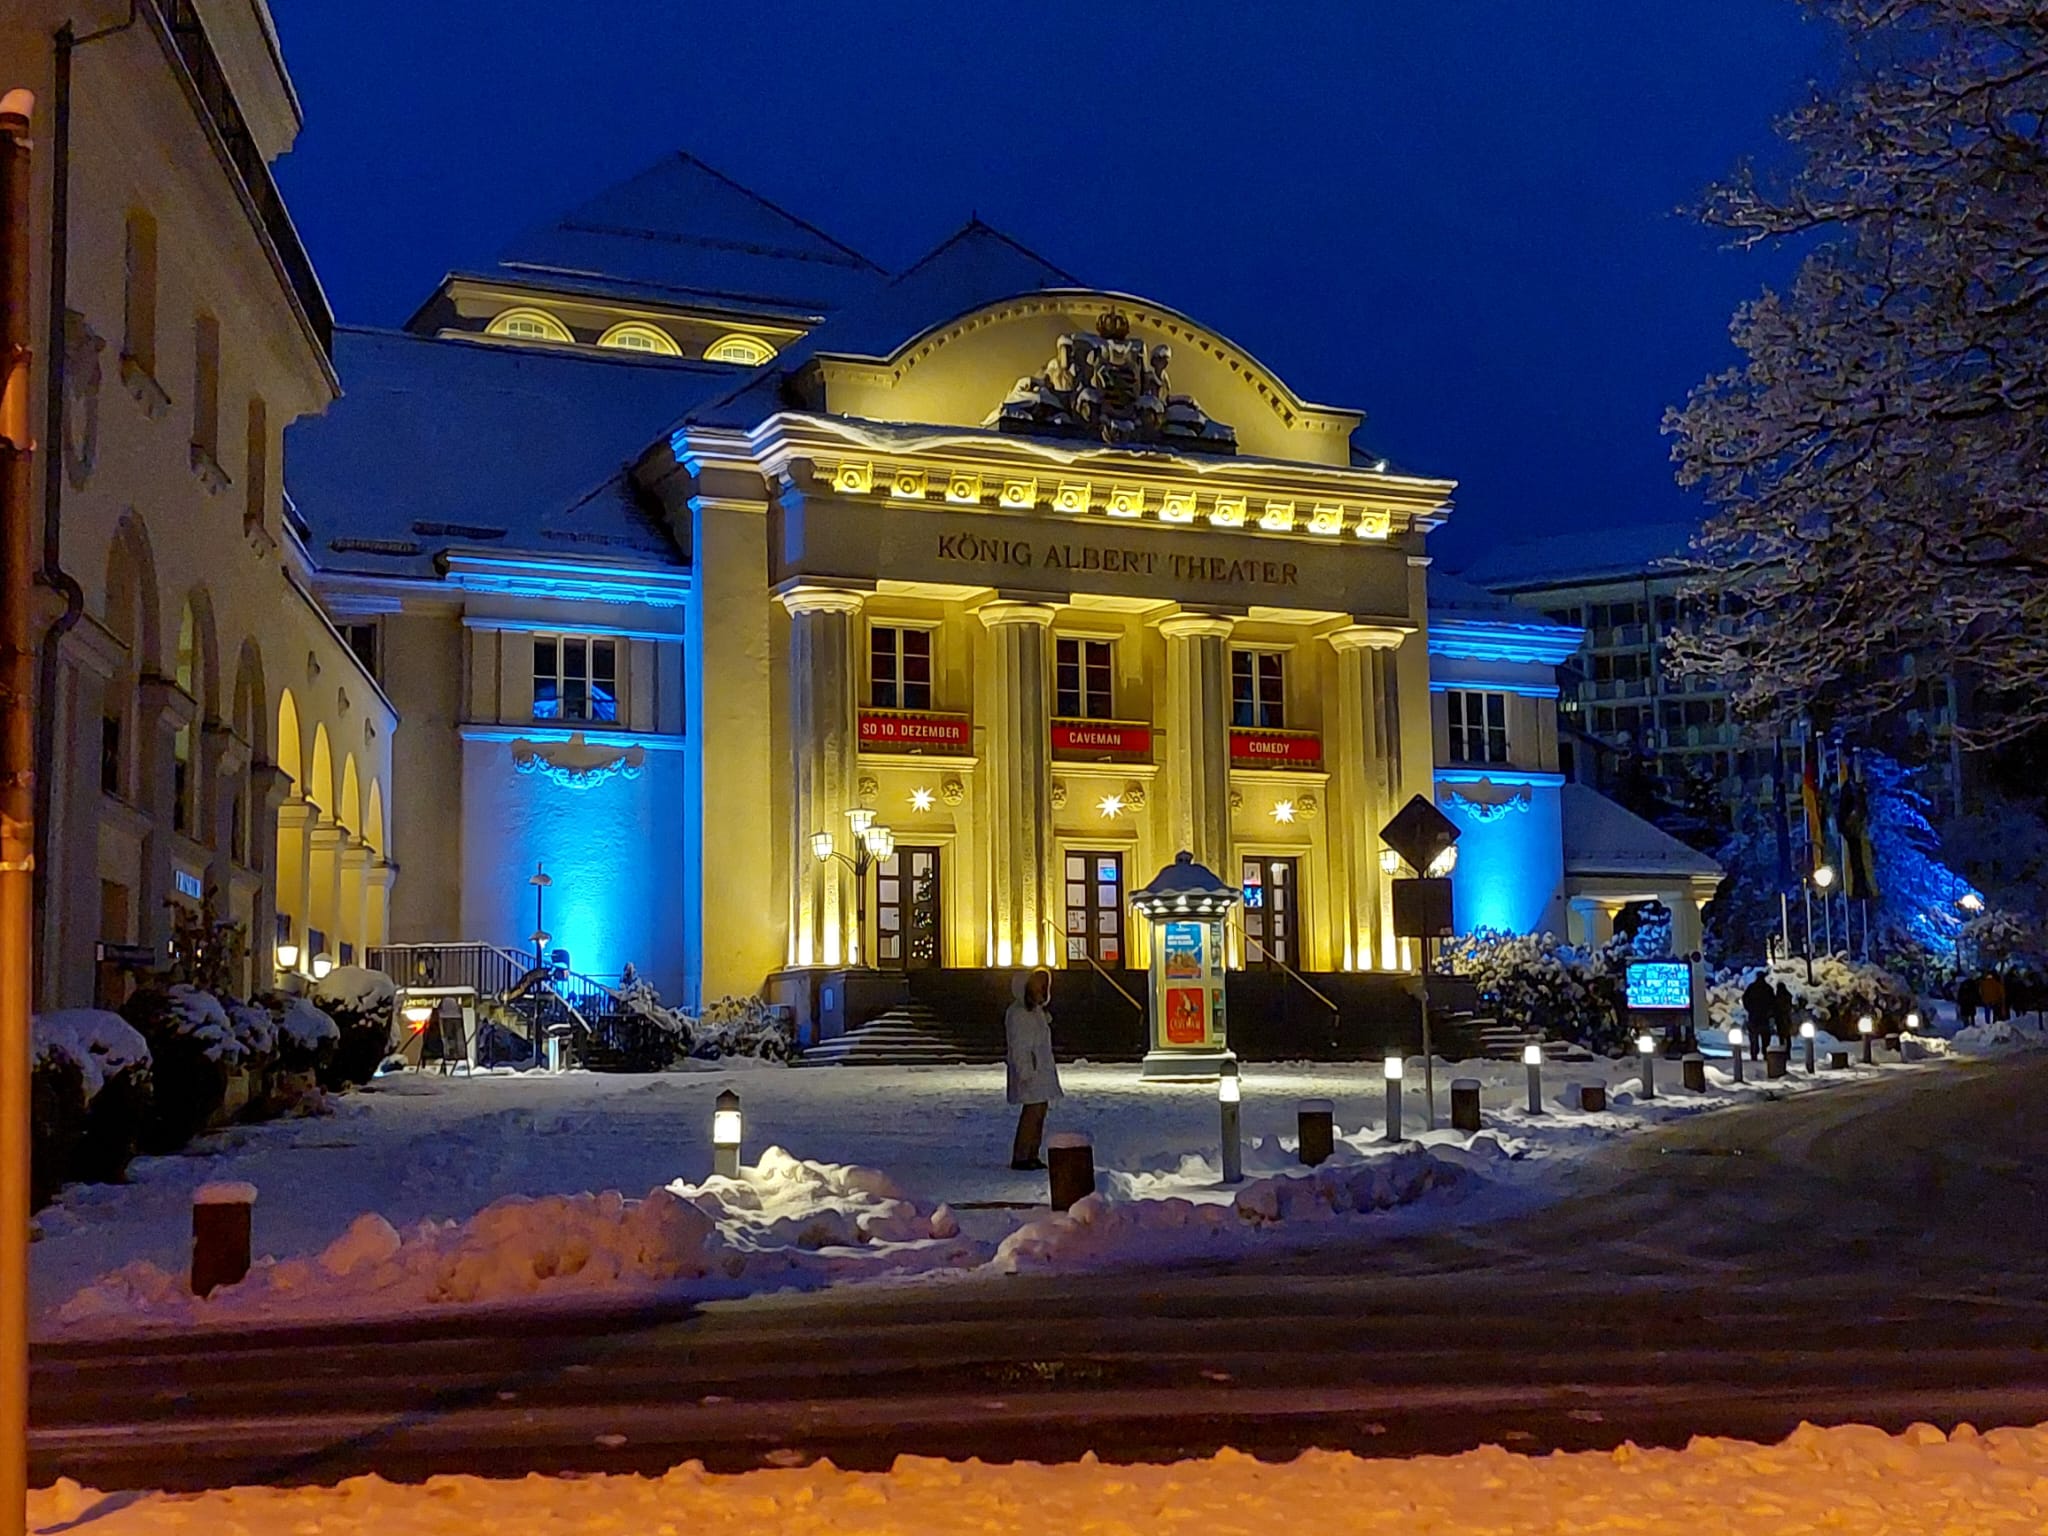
[1379,847,1403,876]
[274,941,300,974]
[310,951,334,981]
[1425,844,1459,877]
[812,811,896,967]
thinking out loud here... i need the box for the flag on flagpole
[1800,733,1825,872]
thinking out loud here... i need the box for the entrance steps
[794,1004,994,1068]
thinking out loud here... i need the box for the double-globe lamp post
[811,809,895,967]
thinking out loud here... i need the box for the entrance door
[875,845,941,970]
[1062,850,1126,968]
[1240,856,1299,969]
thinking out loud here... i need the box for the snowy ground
[32,1013,2037,1335]
[30,1420,2048,1533]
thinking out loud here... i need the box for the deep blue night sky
[269,2,1824,564]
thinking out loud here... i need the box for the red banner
[1051,719,1152,758]
[1229,728,1322,767]
[858,710,972,752]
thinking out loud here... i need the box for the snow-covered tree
[1667,0,2048,746]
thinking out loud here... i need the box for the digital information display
[1626,960,1693,1011]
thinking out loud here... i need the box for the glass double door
[1240,855,1299,969]
[1062,850,1126,968]
[875,845,941,970]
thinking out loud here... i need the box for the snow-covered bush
[603,971,690,1072]
[35,1011,153,1188]
[1960,908,2043,971]
[311,966,397,1088]
[268,994,340,1075]
[29,1046,85,1210]
[119,985,243,1153]
[1706,955,1916,1035]
[687,995,794,1063]
[1444,929,1630,1055]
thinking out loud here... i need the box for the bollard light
[1858,1015,1875,1065]
[1637,1033,1657,1100]
[1383,1055,1405,1143]
[1905,1010,1921,1031]
[712,1088,743,1178]
[1218,1060,1243,1185]
[1522,1041,1544,1115]
[1800,1019,1817,1075]
[1383,1053,1405,1082]
[1727,1025,1746,1084]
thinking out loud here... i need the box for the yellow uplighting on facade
[1271,799,1297,824]
[1097,792,1125,819]
[1106,486,1145,519]
[1355,508,1392,540]
[999,478,1037,509]
[1159,490,1197,523]
[945,472,982,504]
[1308,505,1344,535]
[1208,495,1247,527]
[890,468,929,499]
[1259,500,1295,531]
[832,461,874,495]
[910,786,935,813]
[1053,482,1090,514]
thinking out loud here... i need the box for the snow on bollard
[1683,1053,1706,1093]
[1450,1078,1482,1133]
[1576,1082,1606,1113]
[1859,1015,1876,1066]
[1523,1041,1544,1115]
[1801,1020,1818,1076]
[1727,1026,1746,1084]
[1766,1047,1789,1080]
[191,1182,256,1297]
[1218,1060,1243,1185]
[1637,1033,1658,1100]
[1047,1132,1095,1212]
[712,1088,743,1179]
[1299,1098,1336,1164]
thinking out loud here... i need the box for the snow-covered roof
[287,327,725,577]
[1456,520,1702,592]
[492,152,887,320]
[1560,783,1724,880]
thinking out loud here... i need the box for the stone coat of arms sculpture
[988,308,1236,454]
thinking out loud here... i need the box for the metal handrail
[1039,919,1144,1014]
[1229,918,1342,1020]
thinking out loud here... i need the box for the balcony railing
[151,0,332,358]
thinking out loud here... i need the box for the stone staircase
[794,1004,993,1068]
[1471,1019,1597,1064]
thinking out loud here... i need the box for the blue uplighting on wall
[1447,784,1565,936]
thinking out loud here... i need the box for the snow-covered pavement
[30,1024,2031,1335]
[29,1420,2048,1534]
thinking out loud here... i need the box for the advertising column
[1132,851,1242,1080]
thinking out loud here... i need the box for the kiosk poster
[1165,985,1208,1044]
[1162,923,1203,982]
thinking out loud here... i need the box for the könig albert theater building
[289,153,1719,1045]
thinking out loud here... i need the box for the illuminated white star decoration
[909,786,935,813]
[1097,792,1125,819]
[1271,799,1296,824]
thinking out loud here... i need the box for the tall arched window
[485,307,572,344]
[597,321,681,356]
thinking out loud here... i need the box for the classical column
[200,722,246,899]
[1329,625,1412,970]
[339,840,373,961]
[367,859,398,948]
[978,601,1056,968]
[1372,643,1407,968]
[135,675,193,954]
[273,793,316,962]
[1156,613,1235,875]
[308,820,348,963]
[780,587,863,968]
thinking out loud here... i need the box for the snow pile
[312,964,398,1014]
[165,984,244,1066]
[32,1011,148,1101]
[1949,1017,2036,1054]
[225,1003,277,1062]
[277,996,340,1055]
[28,1421,2048,1534]
[995,1144,1467,1273]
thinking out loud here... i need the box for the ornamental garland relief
[510,731,647,791]
[1438,778,1534,823]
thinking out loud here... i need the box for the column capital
[1327,622,1413,653]
[276,794,319,828]
[779,584,867,618]
[1153,611,1237,641]
[339,841,375,872]
[309,820,352,853]
[976,599,1058,630]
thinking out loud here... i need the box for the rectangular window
[341,622,379,680]
[1230,649,1286,729]
[1054,636,1114,719]
[100,714,122,797]
[244,397,268,531]
[869,624,933,711]
[1446,690,1510,764]
[192,313,221,463]
[532,635,618,723]
[123,209,157,376]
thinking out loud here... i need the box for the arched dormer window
[705,333,776,366]
[486,307,572,344]
[597,321,682,356]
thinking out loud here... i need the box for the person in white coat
[1006,967,1062,1170]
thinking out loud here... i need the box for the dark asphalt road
[31,1054,2048,1490]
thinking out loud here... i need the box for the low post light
[1858,1015,1875,1065]
[310,951,334,982]
[1637,1032,1657,1100]
[1905,1010,1921,1030]
[1812,864,1836,891]
[1800,1019,1818,1075]
[1727,1025,1746,1084]
[1383,1054,1405,1143]
[712,1088,743,1178]
[1218,1059,1243,1185]
[1522,1041,1544,1115]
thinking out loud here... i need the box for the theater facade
[280,153,1713,1035]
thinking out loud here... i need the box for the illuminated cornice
[442,553,692,609]
[1427,617,1582,666]
[718,413,1453,542]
